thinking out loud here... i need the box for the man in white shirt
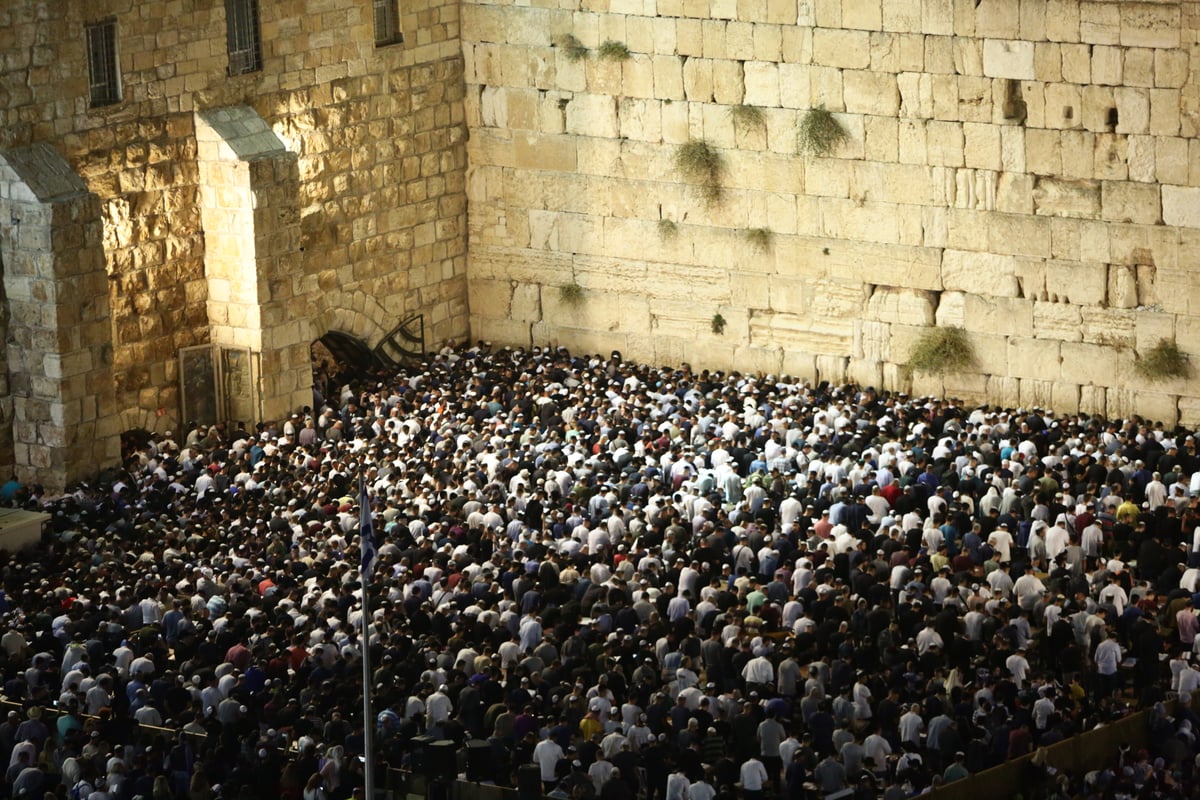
[533,732,565,789]
[1094,630,1123,698]
[739,757,770,800]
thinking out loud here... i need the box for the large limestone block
[1115,87,1151,135]
[781,350,818,381]
[1134,392,1180,427]
[1078,384,1106,417]
[864,287,936,326]
[623,55,656,98]
[921,0,954,35]
[1163,186,1200,228]
[1008,336,1062,380]
[1059,341,1127,387]
[959,293,1033,337]
[1107,263,1140,309]
[882,0,921,32]
[510,282,542,322]
[1151,89,1181,137]
[1080,1,1120,45]
[1124,48,1154,89]
[941,249,1021,297]
[618,97,663,142]
[926,121,965,167]
[714,60,746,104]
[744,61,781,106]
[1044,259,1108,305]
[1091,45,1123,86]
[1121,3,1180,49]
[703,20,729,60]
[1045,0,1080,43]
[812,29,871,69]
[843,70,900,116]
[475,316,535,346]
[1031,300,1086,344]
[565,94,618,138]
[898,72,933,119]
[984,375,1021,408]
[847,358,886,390]
[778,63,810,110]
[908,372,945,400]
[1126,135,1156,183]
[654,56,685,100]
[683,57,715,102]
[988,214,1050,258]
[1033,176,1101,218]
[942,372,989,404]
[733,345,786,375]
[815,354,850,384]
[1017,378,1057,411]
[983,40,1035,80]
[934,291,964,326]
[1102,181,1160,225]
[759,312,855,353]
[1181,398,1200,429]
[842,0,883,30]
[1135,311,1175,354]
[855,319,892,360]
[1155,50,1188,89]
[1081,307,1135,348]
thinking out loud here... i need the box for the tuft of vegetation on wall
[598,40,631,60]
[711,313,726,335]
[657,218,678,239]
[745,227,773,253]
[559,281,584,305]
[674,139,724,205]
[905,327,976,374]
[797,106,849,156]
[559,34,589,61]
[1136,338,1190,381]
[730,104,765,128]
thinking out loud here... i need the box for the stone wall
[463,0,1200,425]
[0,0,469,448]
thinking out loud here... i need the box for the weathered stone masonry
[0,0,469,489]
[462,0,1200,426]
[3,0,1200,490]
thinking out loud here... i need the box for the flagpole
[360,476,376,800]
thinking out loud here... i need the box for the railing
[373,313,425,369]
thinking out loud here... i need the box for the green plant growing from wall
[674,139,724,205]
[730,104,765,128]
[797,106,848,156]
[905,326,975,375]
[559,34,589,62]
[657,218,678,240]
[745,227,773,253]
[559,281,585,305]
[711,313,727,335]
[598,40,632,61]
[1136,338,1190,381]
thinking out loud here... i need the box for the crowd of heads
[2,342,1200,800]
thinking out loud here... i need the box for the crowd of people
[2,342,1200,800]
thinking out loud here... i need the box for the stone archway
[310,290,394,352]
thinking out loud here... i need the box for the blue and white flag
[359,478,377,582]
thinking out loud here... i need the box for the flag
[359,478,377,582]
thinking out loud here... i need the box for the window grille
[225,0,263,75]
[86,19,121,107]
[373,0,404,47]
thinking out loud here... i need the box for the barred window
[86,18,121,107]
[373,0,404,47]
[225,0,263,75]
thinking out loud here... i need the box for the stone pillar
[0,144,120,492]
[195,107,311,425]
